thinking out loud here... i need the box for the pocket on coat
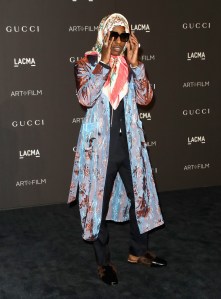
[82,122,98,151]
[137,119,146,144]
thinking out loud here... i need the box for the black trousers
[93,135,149,266]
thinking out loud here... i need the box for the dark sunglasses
[109,31,130,42]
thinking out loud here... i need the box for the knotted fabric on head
[85,13,130,110]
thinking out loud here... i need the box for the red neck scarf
[103,55,129,110]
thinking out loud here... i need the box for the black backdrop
[0,0,220,209]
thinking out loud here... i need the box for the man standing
[68,13,166,285]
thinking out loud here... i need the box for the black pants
[93,135,149,266]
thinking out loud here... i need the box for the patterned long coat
[68,55,164,241]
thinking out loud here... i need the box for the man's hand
[126,32,139,67]
[101,32,114,64]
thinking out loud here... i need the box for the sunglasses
[109,31,130,42]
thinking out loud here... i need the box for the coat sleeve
[130,62,153,106]
[74,59,111,107]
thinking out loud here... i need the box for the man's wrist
[130,62,139,68]
[100,60,109,65]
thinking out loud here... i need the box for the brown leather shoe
[128,251,167,267]
[97,263,118,285]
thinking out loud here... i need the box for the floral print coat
[68,55,164,241]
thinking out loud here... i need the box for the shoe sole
[127,259,138,264]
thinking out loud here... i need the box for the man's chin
[111,51,121,56]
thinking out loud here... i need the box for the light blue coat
[68,56,164,241]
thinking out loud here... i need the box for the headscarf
[85,13,130,110]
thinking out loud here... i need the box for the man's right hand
[100,32,114,64]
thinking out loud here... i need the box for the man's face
[110,26,127,56]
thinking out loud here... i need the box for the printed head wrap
[93,13,130,54]
[86,13,130,110]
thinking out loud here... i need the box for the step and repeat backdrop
[0,0,220,209]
